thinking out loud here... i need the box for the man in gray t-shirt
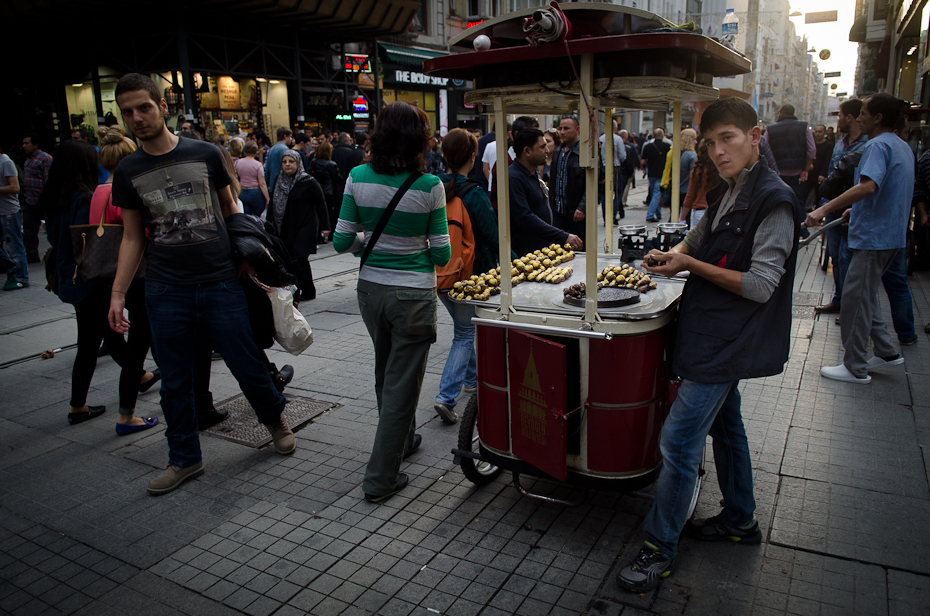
[0,148,29,290]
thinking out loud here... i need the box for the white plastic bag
[268,285,314,355]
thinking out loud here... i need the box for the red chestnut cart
[422,3,751,505]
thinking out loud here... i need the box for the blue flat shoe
[115,417,159,436]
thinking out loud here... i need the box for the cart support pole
[604,107,615,255]
[494,96,513,313]
[580,54,598,323]
[671,100,681,224]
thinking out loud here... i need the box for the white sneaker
[865,355,905,371]
[821,364,871,384]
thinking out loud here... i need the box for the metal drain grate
[201,393,336,448]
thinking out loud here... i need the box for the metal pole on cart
[671,99,682,224]
[604,106,615,255]
[494,96,513,314]
[580,54,598,323]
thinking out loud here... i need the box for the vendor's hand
[799,171,809,183]
[818,175,826,184]
[566,234,583,251]
[841,209,851,223]
[108,295,129,334]
[322,230,331,239]
[643,249,691,277]
[573,209,585,222]
[237,260,258,278]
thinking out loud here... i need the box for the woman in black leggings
[42,140,157,427]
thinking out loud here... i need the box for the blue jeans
[0,212,29,282]
[835,233,853,304]
[643,379,754,558]
[436,294,477,408]
[239,188,266,218]
[646,177,663,220]
[881,248,916,343]
[146,278,286,468]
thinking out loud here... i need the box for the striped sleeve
[427,181,451,267]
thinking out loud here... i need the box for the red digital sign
[467,19,484,28]
[344,54,371,73]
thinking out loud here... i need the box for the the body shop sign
[393,70,449,86]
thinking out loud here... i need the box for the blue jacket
[44,193,95,305]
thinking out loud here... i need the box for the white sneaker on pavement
[865,355,905,371]
[821,364,871,384]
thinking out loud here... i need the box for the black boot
[269,363,295,393]
[195,393,229,430]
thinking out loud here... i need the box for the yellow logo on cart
[517,349,546,445]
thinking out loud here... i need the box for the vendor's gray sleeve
[680,207,710,253]
[741,202,795,302]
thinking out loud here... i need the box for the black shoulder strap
[360,171,421,270]
[453,178,480,200]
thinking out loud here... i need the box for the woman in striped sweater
[334,102,450,503]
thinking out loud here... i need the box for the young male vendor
[617,97,802,591]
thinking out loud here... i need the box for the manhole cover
[792,306,816,320]
[201,393,337,448]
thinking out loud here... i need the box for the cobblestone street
[2,182,929,615]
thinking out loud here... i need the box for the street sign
[836,92,848,96]
[824,71,841,78]
[830,83,838,90]
[819,49,831,61]
[805,10,838,23]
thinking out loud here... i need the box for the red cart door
[508,331,568,481]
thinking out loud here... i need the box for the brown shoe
[267,415,296,455]
[815,303,840,314]
[148,462,204,495]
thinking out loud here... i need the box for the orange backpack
[437,180,477,294]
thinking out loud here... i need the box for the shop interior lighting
[256,77,267,82]
[908,45,918,55]
[269,80,281,84]
[72,83,83,87]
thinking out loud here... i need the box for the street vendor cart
[422,2,751,505]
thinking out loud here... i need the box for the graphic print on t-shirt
[133,161,220,246]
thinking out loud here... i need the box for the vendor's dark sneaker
[616,542,675,592]
[148,462,204,495]
[683,514,762,544]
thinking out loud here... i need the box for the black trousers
[553,211,586,251]
[71,289,129,408]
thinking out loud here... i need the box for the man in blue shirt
[808,93,914,383]
[264,126,294,189]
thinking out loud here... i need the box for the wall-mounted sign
[824,71,841,78]
[805,10,837,24]
[352,96,369,112]
[830,83,838,90]
[392,70,449,86]
[467,19,484,28]
[762,92,774,97]
[335,114,352,120]
[345,54,372,73]
[353,112,370,119]
[836,92,848,96]
[819,49,831,61]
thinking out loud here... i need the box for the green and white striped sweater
[333,165,450,288]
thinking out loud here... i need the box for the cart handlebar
[471,317,614,340]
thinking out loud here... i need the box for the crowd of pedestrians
[0,69,925,600]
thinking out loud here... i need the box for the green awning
[380,43,446,66]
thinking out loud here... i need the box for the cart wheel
[457,395,502,485]
[820,235,829,271]
[686,446,708,520]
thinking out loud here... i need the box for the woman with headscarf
[267,149,330,302]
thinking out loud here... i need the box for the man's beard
[136,117,166,142]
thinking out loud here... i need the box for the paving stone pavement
[2,185,930,615]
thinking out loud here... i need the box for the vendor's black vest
[766,116,809,171]
[673,158,802,383]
